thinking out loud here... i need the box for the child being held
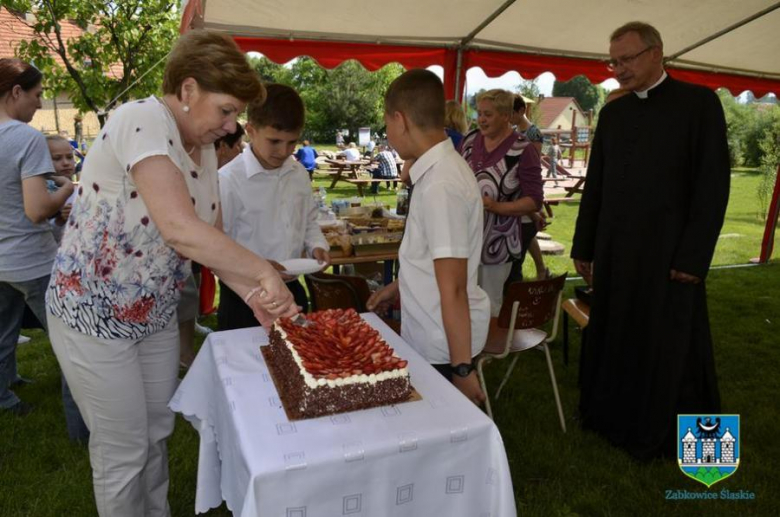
[45,135,77,242]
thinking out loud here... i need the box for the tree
[516,80,542,125]
[248,55,287,83]
[552,75,605,112]
[8,0,178,126]
[516,79,541,101]
[260,57,403,143]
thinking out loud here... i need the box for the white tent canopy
[184,0,780,96]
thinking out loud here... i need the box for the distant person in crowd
[572,22,729,460]
[294,139,319,179]
[45,31,296,516]
[510,95,543,153]
[219,83,331,330]
[444,99,468,149]
[214,122,245,168]
[367,69,489,406]
[45,135,77,243]
[0,58,88,442]
[459,88,543,316]
[342,141,361,161]
[365,137,376,156]
[547,136,561,178]
[73,114,83,143]
[505,94,549,284]
[336,130,345,149]
[369,144,399,194]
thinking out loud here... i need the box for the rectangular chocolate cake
[264,308,412,419]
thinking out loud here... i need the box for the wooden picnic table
[324,158,371,189]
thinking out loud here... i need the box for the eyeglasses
[606,47,653,71]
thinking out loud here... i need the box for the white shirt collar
[635,70,668,99]
[241,144,295,179]
[409,137,454,186]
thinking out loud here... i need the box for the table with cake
[170,310,516,516]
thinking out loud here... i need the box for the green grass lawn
[2,169,778,516]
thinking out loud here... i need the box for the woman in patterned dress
[45,30,297,517]
[459,89,543,316]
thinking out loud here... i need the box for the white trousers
[48,314,179,517]
[478,263,513,318]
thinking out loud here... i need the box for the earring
[183,105,190,113]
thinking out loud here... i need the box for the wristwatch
[450,362,475,378]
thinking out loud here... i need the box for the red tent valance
[231,37,780,100]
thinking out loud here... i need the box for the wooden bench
[345,178,399,196]
[561,298,590,366]
[542,196,581,218]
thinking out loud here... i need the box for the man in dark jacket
[571,21,730,460]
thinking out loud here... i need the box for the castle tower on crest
[701,438,716,464]
[681,428,697,463]
[720,428,735,463]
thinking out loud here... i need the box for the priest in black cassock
[571,22,730,460]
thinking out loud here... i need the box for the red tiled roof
[537,97,586,129]
[0,8,84,65]
[0,8,121,78]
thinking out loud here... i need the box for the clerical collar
[635,70,668,99]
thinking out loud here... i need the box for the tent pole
[666,2,780,62]
[460,0,517,47]
[455,48,464,102]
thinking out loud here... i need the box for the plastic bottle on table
[318,186,327,209]
[395,187,409,216]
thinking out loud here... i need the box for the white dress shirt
[399,138,491,364]
[219,146,328,263]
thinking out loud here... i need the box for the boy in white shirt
[367,69,490,406]
[219,84,330,330]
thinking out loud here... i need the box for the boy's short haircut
[247,83,305,132]
[214,122,245,149]
[384,69,445,131]
[46,134,70,145]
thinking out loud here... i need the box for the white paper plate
[279,258,325,276]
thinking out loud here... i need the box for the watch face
[453,364,473,377]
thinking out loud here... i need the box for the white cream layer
[273,323,409,389]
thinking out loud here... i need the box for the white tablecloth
[170,313,516,517]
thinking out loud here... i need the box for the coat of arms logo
[678,414,740,488]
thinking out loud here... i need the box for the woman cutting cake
[45,30,297,517]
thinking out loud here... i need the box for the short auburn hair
[0,58,43,97]
[247,83,304,132]
[384,69,445,131]
[610,21,664,51]
[163,30,264,104]
[477,89,514,116]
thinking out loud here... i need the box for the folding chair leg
[476,359,493,420]
[542,344,567,432]
[494,354,519,400]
